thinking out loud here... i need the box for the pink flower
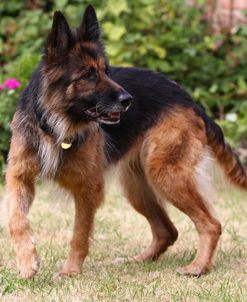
[3,78,21,90]
[0,84,4,91]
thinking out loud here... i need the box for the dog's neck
[35,106,92,149]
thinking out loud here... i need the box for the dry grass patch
[0,181,247,301]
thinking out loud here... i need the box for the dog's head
[42,5,132,126]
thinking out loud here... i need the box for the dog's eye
[82,68,97,81]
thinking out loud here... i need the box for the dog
[3,5,247,279]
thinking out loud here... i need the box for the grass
[0,180,247,302]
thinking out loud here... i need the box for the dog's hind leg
[147,168,221,276]
[144,108,222,276]
[118,155,178,262]
[4,135,40,279]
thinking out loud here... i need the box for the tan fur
[142,108,221,275]
[4,104,243,279]
[118,143,178,262]
[195,148,217,216]
[55,129,104,276]
[207,133,247,190]
[5,130,40,278]
[3,5,246,280]
[4,119,104,278]
[116,107,222,276]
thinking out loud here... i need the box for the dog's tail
[205,117,247,190]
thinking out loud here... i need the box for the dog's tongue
[107,112,120,119]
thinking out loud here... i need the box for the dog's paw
[53,268,81,280]
[176,264,206,277]
[53,261,82,280]
[16,251,40,279]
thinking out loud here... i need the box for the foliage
[0,0,247,179]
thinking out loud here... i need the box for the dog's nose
[118,91,133,109]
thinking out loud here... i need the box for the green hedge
[1,0,247,180]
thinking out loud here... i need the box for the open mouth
[85,108,120,125]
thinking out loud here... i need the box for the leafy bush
[0,0,247,180]
[0,53,40,158]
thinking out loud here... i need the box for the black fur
[103,66,208,162]
[46,11,75,60]
[15,63,222,165]
[13,6,225,168]
[77,5,101,43]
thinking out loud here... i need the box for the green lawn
[0,181,247,302]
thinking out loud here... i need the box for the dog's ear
[47,11,74,57]
[77,5,101,43]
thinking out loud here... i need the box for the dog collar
[35,108,92,150]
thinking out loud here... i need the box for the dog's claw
[176,265,205,277]
[17,253,40,279]
[53,269,81,281]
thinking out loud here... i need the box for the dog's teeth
[85,109,100,118]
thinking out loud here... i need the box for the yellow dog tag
[61,142,72,149]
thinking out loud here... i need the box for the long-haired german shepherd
[3,5,247,279]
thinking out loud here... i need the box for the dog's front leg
[4,135,40,279]
[7,179,39,279]
[55,181,104,278]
